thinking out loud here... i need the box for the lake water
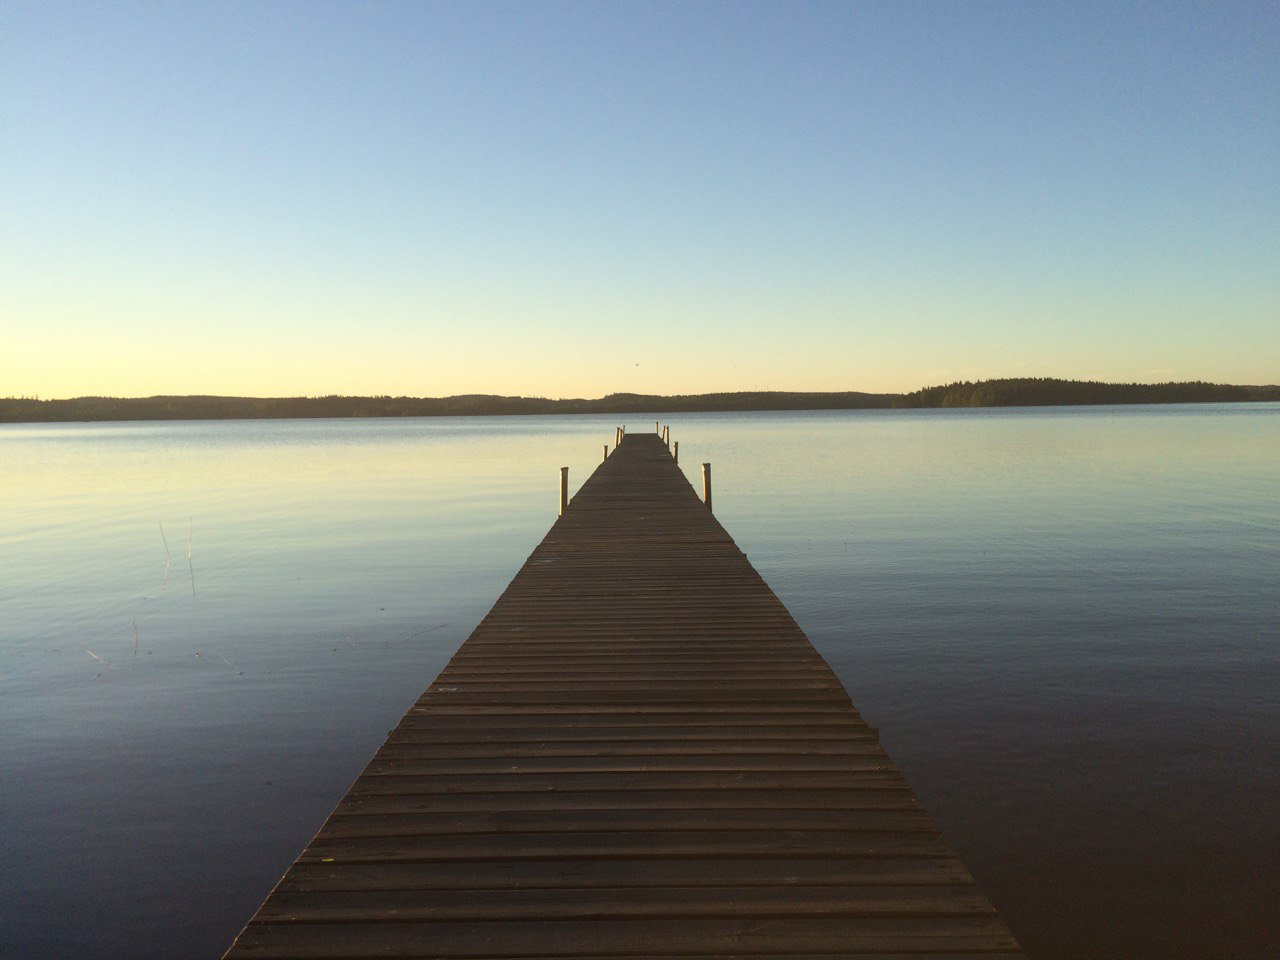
[1,406,1276,959]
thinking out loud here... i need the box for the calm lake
[1,406,1277,959]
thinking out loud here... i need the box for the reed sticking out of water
[187,517,196,596]
[133,621,139,657]
[159,522,173,593]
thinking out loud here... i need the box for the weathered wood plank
[253,885,999,922]
[332,790,921,815]
[423,678,845,692]
[275,856,978,892]
[343,771,914,795]
[297,830,956,862]
[228,917,1021,957]
[361,754,894,774]
[386,725,873,742]
[374,740,883,757]
[314,808,940,838]
[388,720,870,737]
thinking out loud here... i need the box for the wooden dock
[224,431,1021,958]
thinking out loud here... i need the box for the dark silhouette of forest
[0,390,892,423]
[892,378,1279,408]
[2,379,1276,423]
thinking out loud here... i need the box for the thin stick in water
[159,522,172,593]
[187,516,196,596]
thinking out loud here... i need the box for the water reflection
[1,406,1277,959]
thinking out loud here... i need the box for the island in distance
[3,378,1278,423]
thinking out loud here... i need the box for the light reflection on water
[1,406,1277,959]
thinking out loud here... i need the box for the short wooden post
[603,444,609,462]
[702,462,712,512]
[662,425,669,445]
[615,426,621,447]
[673,440,679,463]
[655,420,660,433]
[559,467,569,516]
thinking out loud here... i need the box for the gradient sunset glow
[3,2,1276,399]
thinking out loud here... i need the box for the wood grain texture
[223,433,1021,958]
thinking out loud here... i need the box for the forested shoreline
[890,378,1280,408]
[2,379,1276,423]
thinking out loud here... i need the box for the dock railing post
[603,444,608,462]
[702,463,712,512]
[559,467,569,516]
[673,440,679,463]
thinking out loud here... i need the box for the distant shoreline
[3,378,1277,424]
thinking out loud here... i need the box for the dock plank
[228,917,1020,957]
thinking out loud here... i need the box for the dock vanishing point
[224,430,1022,958]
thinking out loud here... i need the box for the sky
[2,1,1277,400]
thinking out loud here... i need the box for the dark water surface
[1,406,1276,958]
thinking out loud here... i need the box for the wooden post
[559,467,569,516]
[673,440,679,463]
[655,420,660,433]
[662,425,669,446]
[615,427,621,447]
[702,462,712,512]
[603,444,609,462]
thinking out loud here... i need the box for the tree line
[2,379,1275,423]
[0,390,893,423]
[891,378,1279,408]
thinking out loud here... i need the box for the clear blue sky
[3,1,1276,398]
